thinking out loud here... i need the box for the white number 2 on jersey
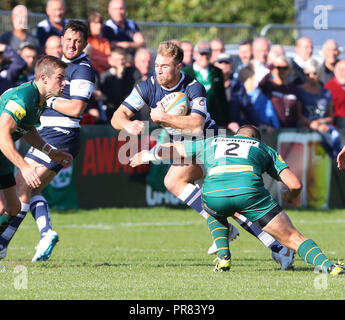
[213,139,259,159]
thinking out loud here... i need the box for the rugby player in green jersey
[130,125,345,276]
[0,55,73,227]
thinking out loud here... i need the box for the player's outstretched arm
[111,104,144,135]
[337,145,345,170]
[129,142,186,167]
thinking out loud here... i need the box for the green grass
[0,207,344,300]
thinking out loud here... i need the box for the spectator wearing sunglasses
[296,58,333,131]
[296,58,343,158]
[259,55,300,128]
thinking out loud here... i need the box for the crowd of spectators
[1,0,345,156]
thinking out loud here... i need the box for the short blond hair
[156,41,184,65]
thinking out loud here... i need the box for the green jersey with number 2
[184,135,289,197]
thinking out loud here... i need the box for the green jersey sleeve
[264,144,289,180]
[2,98,27,125]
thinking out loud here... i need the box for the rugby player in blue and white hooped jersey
[112,41,218,221]
[0,20,95,262]
[111,41,294,269]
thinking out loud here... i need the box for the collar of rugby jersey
[159,72,185,91]
[61,52,87,63]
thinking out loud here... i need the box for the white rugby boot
[272,246,295,270]
[32,229,59,262]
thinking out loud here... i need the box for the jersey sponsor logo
[53,127,71,135]
[191,97,207,114]
[5,100,26,120]
[70,79,94,99]
[277,154,286,163]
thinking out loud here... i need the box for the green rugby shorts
[202,189,281,223]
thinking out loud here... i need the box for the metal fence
[1,9,344,56]
[0,9,257,49]
[260,23,345,48]
[0,9,45,35]
[135,21,257,49]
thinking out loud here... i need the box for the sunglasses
[305,72,318,77]
[275,66,289,71]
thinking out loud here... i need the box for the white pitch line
[292,219,345,224]
[18,218,345,231]
[18,221,205,230]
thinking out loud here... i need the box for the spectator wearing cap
[16,43,37,85]
[182,41,228,127]
[0,5,40,53]
[35,0,68,47]
[214,52,258,132]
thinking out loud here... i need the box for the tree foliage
[1,0,295,31]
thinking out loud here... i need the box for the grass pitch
[0,207,344,300]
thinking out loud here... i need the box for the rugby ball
[160,92,189,116]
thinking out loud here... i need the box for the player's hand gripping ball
[160,92,189,116]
